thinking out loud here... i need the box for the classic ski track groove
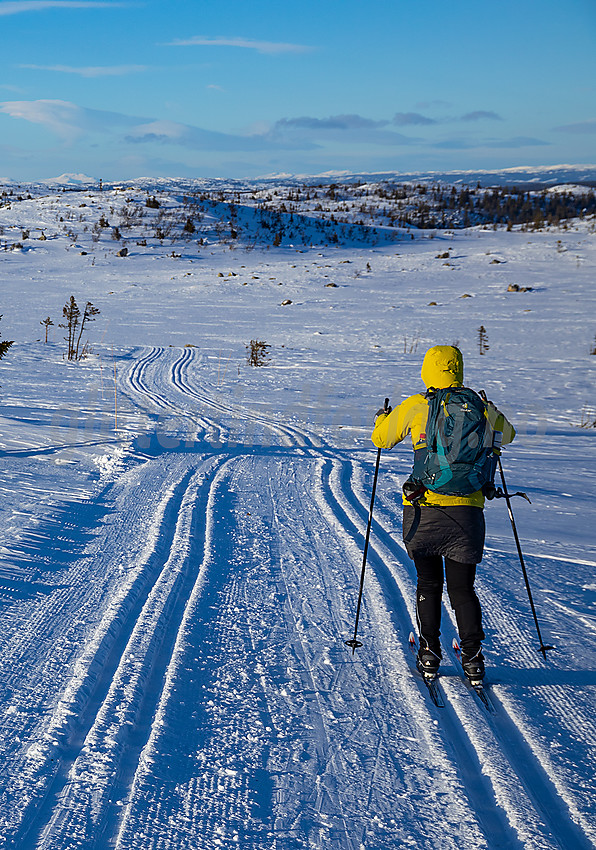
[126,345,173,413]
[17,457,225,850]
[169,344,320,450]
[349,464,594,849]
[122,345,321,450]
[0,464,191,844]
[266,465,357,850]
[111,457,249,849]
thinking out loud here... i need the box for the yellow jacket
[371,346,515,508]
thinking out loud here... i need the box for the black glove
[375,405,392,420]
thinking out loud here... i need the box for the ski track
[1,346,594,849]
[123,344,323,452]
[30,461,223,849]
[168,343,322,451]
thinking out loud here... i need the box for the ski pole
[497,456,554,660]
[345,397,390,654]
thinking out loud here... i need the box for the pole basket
[344,638,363,654]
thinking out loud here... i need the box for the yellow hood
[420,345,464,389]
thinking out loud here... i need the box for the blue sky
[0,0,595,180]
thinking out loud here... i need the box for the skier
[371,345,515,682]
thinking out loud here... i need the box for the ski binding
[452,639,495,713]
[409,632,445,708]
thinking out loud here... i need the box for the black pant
[415,555,485,656]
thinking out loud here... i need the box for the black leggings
[415,555,485,656]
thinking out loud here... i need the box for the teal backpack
[405,386,499,500]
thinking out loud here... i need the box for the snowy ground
[0,183,595,849]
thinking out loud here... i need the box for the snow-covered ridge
[6,162,596,193]
[2,176,595,251]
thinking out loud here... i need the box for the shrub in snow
[246,340,271,367]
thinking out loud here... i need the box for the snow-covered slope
[0,183,594,849]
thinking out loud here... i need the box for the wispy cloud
[268,114,418,147]
[394,110,502,126]
[0,1,121,15]
[19,63,148,77]
[125,119,288,151]
[393,112,437,126]
[461,110,502,122]
[0,101,550,160]
[166,35,313,55]
[554,118,596,134]
[277,115,388,131]
[0,98,142,141]
[0,98,306,151]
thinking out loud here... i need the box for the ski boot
[461,650,485,686]
[417,647,441,679]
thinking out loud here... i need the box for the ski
[409,632,445,708]
[452,639,495,713]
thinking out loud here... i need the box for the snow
[0,179,594,849]
[44,174,97,186]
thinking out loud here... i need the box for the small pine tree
[183,217,196,234]
[59,298,100,360]
[75,302,100,360]
[0,315,14,361]
[60,297,81,360]
[41,316,54,342]
[478,325,490,355]
[246,340,271,367]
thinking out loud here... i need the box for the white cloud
[19,63,148,77]
[0,99,85,140]
[125,119,294,151]
[0,1,121,14]
[0,99,293,151]
[0,98,142,141]
[166,35,313,55]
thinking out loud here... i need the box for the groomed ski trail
[0,347,594,850]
